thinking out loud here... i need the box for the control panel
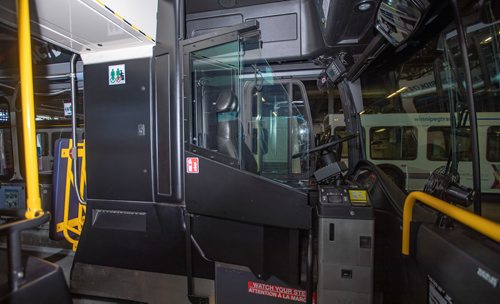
[316,183,374,304]
[319,185,369,206]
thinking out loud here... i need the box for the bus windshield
[354,5,500,218]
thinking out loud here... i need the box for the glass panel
[291,84,310,175]
[0,102,13,179]
[358,1,500,218]
[486,126,500,162]
[189,41,241,158]
[251,84,290,175]
[36,133,49,157]
[245,81,311,184]
[187,33,311,188]
[427,127,472,161]
[370,127,417,160]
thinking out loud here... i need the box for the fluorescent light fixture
[481,36,493,44]
[386,87,408,99]
[375,128,386,133]
[359,110,366,115]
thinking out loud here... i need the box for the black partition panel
[154,53,172,198]
[185,152,311,230]
[84,58,153,202]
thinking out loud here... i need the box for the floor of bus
[0,200,499,303]
[0,226,117,303]
[0,224,214,303]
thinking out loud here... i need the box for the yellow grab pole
[17,0,43,218]
[402,191,500,255]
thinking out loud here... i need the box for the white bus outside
[324,112,500,196]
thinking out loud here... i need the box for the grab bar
[402,191,500,255]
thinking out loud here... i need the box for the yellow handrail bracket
[402,191,500,255]
[58,140,87,251]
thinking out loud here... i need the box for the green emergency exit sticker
[108,64,126,85]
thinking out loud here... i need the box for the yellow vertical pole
[17,0,43,218]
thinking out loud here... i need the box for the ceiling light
[386,87,408,99]
[481,36,493,44]
[356,1,374,12]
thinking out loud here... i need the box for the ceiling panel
[0,0,156,54]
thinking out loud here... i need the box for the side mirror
[375,0,430,47]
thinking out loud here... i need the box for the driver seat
[216,89,258,173]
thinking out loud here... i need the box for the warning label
[428,276,453,304]
[186,157,199,174]
[247,281,307,303]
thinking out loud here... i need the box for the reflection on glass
[369,127,417,160]
[427,127,471,161]
[359,4,500,214]
[187,33,311,188]
[486,127,500,162]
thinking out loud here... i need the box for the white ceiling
[0,0,157,54]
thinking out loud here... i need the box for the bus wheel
[378,165,406,191]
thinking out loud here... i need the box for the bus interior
[0,0,499,303]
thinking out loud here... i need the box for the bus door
[182,21,313,283]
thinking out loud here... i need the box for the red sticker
[186,157,199,174]
[247,281,310,303]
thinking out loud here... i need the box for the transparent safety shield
[186,30,312,188]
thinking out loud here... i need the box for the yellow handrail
[402,191,500,255]
[56,140,86,251]
[17,0,43,219]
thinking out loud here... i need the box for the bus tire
[378,164,406,191]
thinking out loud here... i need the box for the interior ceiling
[186,0,288,14]
[0,0,156,55]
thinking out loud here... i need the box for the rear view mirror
[375,0,430,47]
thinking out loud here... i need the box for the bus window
[487,127,500,162]
[291,84,310,175]
[37,132,51,173]
[427,127,471,161]
[189,40,241,159]
[36,133,49,157]
[252,84,289,174]
[0,100,13,179]
[370,127,417,160]
[249,81,311,178]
